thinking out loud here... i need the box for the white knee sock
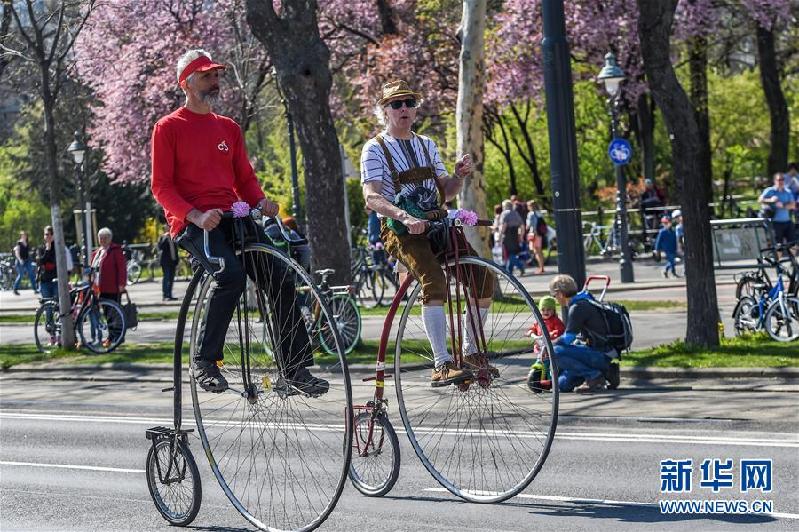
[421,305,450,368]
[462,306,489,356]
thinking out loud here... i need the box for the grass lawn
[0,342,177,370]
[624,332,798,368]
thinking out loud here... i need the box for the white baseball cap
[671,209,682,219]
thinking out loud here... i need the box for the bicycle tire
[189,243,353,532]
[370,269,387,307]
[357,268,380,309]
[319,294,361,355]
[128,262,142,285]
[349,411,401,497]
[764,296,799,342]
[146,438,202,527]
[34,300,61,353]
[394,256,558,503]
[733,296,760,335]
[735,273,768,300]
[77,299,126,354]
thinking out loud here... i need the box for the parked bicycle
[0,255,15,290]
[34,272,127,353]
[733,244,799,342]
[301,268,362,355]
[145,209,353,531]
[348,214,558,502]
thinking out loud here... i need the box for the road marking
[0,460,144,474]
[2,411,797,447]
[422,488,799,519]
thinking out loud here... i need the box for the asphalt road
[1,373,797,531]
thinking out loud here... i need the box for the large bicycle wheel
[77,299,126,354]
[349,411,400,497]
[190,243,353,532]
[319,294,361,355]
[34,300,61,353]
[764,296,799,342]
[146,438,202,526]
[394,256,558,503]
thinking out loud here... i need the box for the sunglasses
[387,98,418,110]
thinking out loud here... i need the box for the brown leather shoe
[575,376,606,394]
[463,354,499,378]
[431,362,472,387]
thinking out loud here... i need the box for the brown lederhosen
[374,134,494,304]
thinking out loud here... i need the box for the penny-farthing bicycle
[348,215,558,502]
[145,209,353,531]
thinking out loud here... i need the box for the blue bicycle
[733,245,799,342]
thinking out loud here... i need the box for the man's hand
[257,198,279,217]
[403,215,427,235]
[191,209,222,231]
[454,154,472,178]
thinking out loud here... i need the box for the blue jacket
[654,227,677,254]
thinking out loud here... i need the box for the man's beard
[198,87,220,104]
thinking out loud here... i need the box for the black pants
[161,262,176,298]
[99,292,122,341]
[181,220,312,375]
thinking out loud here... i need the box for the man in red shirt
[151,49,325,395]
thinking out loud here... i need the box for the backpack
[535,216,548,237]
[582,297,633,353]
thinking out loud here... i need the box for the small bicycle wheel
[34,300,61,353]
[77,299,126,354]
[394,256,558,503]
[764,296,799,342]
[190,243,352,532]
[733,296,760,335]
[319,294,361,355]
[127,263,142,285]
[349,411,401,497]
[146,438,202,526]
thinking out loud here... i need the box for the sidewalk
[2,364,797,392]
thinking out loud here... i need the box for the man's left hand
[454,154,472,178]
[257,198,279,217]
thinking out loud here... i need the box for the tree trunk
[456,0,489,257]
[755,24,789,177]
[483,108,518,199]
[635,92,655,185]
[636,0,719,347]
[41,78,76,349]
[246,0,350,284]
[688,34,713,192]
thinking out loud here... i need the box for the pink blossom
[231,201,251,218]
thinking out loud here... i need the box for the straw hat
[378,80,422,105]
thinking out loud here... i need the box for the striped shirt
[360,133,448,205]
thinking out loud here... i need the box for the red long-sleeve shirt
[151,107,265,237]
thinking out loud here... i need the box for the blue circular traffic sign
[608,138,633,165]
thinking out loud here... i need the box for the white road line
[0,461,144,474]
[422,488,799,520]
[1,411,797,447]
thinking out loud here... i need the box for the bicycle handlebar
[202,208,265,267]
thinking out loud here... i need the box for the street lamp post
[66,131,90,270]
[598,52,635,283]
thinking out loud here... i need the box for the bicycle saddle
[315,268,335,277]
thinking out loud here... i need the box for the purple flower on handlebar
[232,201,250,218]
[449,209,478,226]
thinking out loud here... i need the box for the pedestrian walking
[525,200,546,274]
[654,216,678,278]
[12,230,37,295]
[157,229,179,301]
[499,200,525,276]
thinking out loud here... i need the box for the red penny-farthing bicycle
[348,215,559,502]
